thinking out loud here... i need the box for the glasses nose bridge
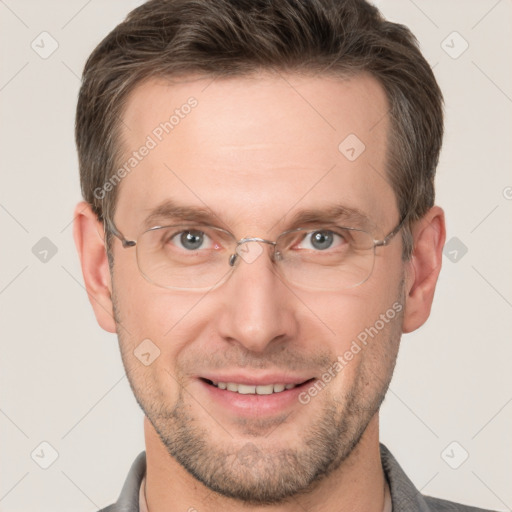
[237,236,276,247]
[229,237,277,267]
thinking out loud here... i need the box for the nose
[216,241,298,353]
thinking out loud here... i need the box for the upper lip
[199,374,315,386]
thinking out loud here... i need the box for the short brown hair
[75,0,443,260]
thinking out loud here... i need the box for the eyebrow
[286,205,377,232]
[141,199,376,233]
[142,200,220,230]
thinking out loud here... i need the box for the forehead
[116,72,397,235]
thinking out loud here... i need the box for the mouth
[200,377,316,395]
[197,376,318,416]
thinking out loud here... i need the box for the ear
[73,201,117,333]
[402,206,446,334]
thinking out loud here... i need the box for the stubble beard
[111,280,404,505]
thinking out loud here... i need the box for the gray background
[1,0,511,510]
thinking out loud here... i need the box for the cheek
[319,297,402,396]
[112,286,212,407]
[302,271,403,371]
[112,265,215,362]
[302,282,400,345]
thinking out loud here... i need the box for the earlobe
[402,206,446,334]
[73,201,117,333]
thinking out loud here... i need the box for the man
[72,0,494,511]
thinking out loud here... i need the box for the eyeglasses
[104,213,408,291]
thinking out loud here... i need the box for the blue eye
[297,230,346,251]
[171,230,213,251]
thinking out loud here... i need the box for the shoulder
[97,506,117,512]
[97,451,147,512]
[380,443,498,512]
[423,495,498,512]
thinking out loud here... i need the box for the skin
[74,71,445,511]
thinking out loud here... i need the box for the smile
[201,378,315,395]
[208,380,297,394]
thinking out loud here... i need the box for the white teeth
[211,381,298,394]
[255,384,274,395]
[237,384,256,394]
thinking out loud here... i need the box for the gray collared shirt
[99,443,496,511]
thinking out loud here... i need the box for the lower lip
[198,379,316,417]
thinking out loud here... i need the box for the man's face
[110,72,408,504]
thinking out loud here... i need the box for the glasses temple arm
[103,216,136,248]
[375,212,409,247]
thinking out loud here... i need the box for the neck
[143,414,387,512]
